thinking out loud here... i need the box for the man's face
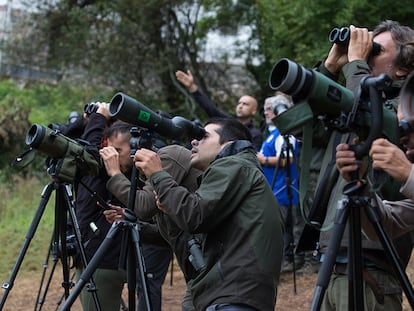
[107,133,133,174]
[263,102,276,125]
[190,123,226,171]
[369,31,398,79]
[236,95,257,121]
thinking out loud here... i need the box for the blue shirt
[260,128,299,206]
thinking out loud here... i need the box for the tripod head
[347,74,393,160]
[130,127,154,155]
[342,74,394,197]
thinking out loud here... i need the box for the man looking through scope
[102,143,203,311]
[133,117,283,311]
[74,102,127,311]
[75,103,173,311]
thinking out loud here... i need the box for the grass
[0,175,58,282]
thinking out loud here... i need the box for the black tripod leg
[60,221,122,311]
[34,236,54,310]
[348,201,364,311]
[54,185,71,301]
[63,185,102,311]
[365,202,414,309]
[34,241,59,311]
[0,182,54,310]
[130,223,152,311]
[310,198,349,311]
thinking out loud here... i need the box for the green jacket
[106,144,203,281]
[317,59,413,270]
[150,142,284,311]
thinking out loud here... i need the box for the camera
[268,58,400,150]
[329,26,381,56]
[25,124,100,182]
[48,111,83,137]
[109,92,205,141]
[187,238,206,273]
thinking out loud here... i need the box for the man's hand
[103,204,125,224]
[175,69,198,93]
[134,148,163,178]
[96,102,111,120]
[336,143,360,181]
[100,146,122,177]
[369,138,411,183]
[324,42,348,74]
[347,25,374,62]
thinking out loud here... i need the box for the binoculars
[329,26,381,56]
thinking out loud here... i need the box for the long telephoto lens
[269,58,354,116]
[269,58,314,101]
[26,124,68,158]
[26,124,45,149]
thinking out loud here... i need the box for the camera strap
[298,121,314,221]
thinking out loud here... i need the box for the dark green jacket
[318,60,413,270]
[106,144,203,281]
[150,142,284,311]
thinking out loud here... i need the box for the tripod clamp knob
[343,178,366,197]
[123,208,137,222]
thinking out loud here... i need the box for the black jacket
[74,113,123,269]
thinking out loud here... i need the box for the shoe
[281,261,294,273]
[281,259,304,273]
[296,261,320,275]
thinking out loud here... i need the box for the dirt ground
[2,255,414,311]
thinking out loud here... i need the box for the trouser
[137,243,173,311]
[321,267,403,311]
[77,267,126,311]
[280,204,300,260]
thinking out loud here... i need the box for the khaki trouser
[77,268,126,311]
[321,268,402,311]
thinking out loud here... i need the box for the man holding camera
[133,117,284,311]
[309,20,414,310]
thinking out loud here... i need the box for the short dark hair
[374,20,414,72]
[204,117,252,144]
[104,120,132,139]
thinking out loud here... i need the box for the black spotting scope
[109,92,205,141]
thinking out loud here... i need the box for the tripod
[310,169,414,310]
[0,178,101,311]
[308,74,414,311]
[60,127,153,311]
[272,134,299,292]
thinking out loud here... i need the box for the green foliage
[0,176,55,280]
[0,78,113,181]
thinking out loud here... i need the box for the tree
[5,0,414,122]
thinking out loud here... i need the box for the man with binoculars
[309,20,414,311]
